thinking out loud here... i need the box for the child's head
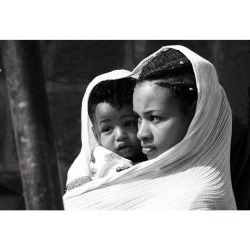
[133,48,198,160]
[88,77,145,162]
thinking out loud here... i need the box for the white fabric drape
[63,45,236,210]
[65,70,132,190]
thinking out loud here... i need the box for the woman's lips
[142,146,156,155]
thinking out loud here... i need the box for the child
[66,70,147,191]
[88,77,146,179]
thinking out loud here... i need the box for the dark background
[0,40,250,209]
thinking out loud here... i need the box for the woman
[63,45,236,210]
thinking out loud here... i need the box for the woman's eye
[150,116,161,123]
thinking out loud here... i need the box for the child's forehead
[94,102,134,119]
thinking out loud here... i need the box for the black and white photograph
[0,1,250,249]
[1,40,249,210]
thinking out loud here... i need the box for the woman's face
[133,82,195,160]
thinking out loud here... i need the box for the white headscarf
[63,45,236,210]
[65,69,133,190]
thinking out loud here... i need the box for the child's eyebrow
[99,119,111,125]
[120,114,138,119]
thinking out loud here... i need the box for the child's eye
[133,112,139,117]
[124,120,137,127]
[150,116,161,123]
[101,126,112,133]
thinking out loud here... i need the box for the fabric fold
[63,45,236,210]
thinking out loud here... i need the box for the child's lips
[117,144,132,154]
[117,142,129,149]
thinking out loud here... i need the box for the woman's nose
[137,120,151,141]
[115,127,127,141]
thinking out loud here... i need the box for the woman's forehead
[133,84,174,112]
[134,80,170,96]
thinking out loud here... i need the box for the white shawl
[65,69,133,190]
[63,45,236,210]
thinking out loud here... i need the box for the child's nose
[115,127,127,141]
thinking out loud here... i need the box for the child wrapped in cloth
[65,70,146,191]
[63,45,236,210]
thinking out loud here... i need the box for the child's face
[133,82,194,160]
[92,103,142,160]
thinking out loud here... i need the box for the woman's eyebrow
[133,109,156,116]
[141,109,159,115]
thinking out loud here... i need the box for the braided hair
[138,48,198,114]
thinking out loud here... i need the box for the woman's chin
[143,147,158,160]
[147,154,157,160]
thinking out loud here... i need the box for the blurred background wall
[0,40,250,208]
